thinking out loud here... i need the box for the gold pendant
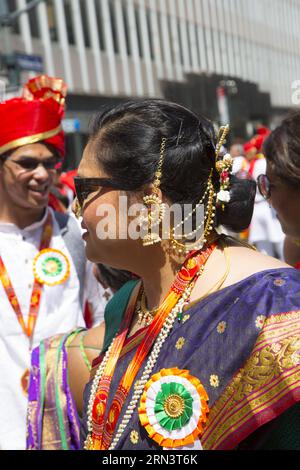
[142,232,162,247]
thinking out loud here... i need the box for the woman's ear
[142,183,163,201]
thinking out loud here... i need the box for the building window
[122,3,131,56]
[157,12,164,62]
[146,9,154,60]
[167,14,174,64]
[26,0,40,38]
[95,1,106,51]
[134,7,143,58]
[177,20,184,66]
[46,1,58,42]
[64,0,75,45]
[6,0,20,34]
[185,20,193,70]
[109,0,119,54]
[80,0,91,48]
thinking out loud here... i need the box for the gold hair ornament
[141,138,166,246]
[168,125,232,256]
[215,125,233,211]
[169,170,216,256]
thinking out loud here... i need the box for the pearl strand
[109,282,195,450]
[84,277,197,451]
[172,174,213,234]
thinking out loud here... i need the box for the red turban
[257,126,270,136]
[0,75,67,157]
[243,141,257,153]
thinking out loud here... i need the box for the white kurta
[0,208,104,450]
[232,157,284,245]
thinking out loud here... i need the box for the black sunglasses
[5,157,61,171]
[74,176,122,207]
[257,174,271,200]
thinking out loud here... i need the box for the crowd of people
[0,75,300,451]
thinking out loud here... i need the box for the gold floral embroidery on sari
[202,310,300,450]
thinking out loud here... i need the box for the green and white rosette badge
[33,248,70,286]
[138,368,209,450]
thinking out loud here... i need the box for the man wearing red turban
[0,76,108,450]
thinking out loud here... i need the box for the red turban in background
[0,75,67,158]
[244,126,271,154]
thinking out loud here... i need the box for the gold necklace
[136,289,160,326]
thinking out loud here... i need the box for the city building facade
[1,0,300,165]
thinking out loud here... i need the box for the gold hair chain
[141,138,167,247]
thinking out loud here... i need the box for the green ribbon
[154,382,193,431]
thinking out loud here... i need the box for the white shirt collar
[0,207,50,234]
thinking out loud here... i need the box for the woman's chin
[84,241,105,264]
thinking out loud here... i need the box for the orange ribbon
[0,212,53,338]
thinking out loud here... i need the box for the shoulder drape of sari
[26,280,138,450]
[82,267,300,450]
[26,329,84,450]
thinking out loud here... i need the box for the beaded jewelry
[108,278,197,450]
[84,243,217,451]
[169,124,232,255]
[84,276,198,450]
[169,171,216,256]
[215,126,233,210]
[136,288,159,326]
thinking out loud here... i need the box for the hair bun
[216,175,256,232]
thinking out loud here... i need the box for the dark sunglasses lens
[258,175,270,199]
[13,159,58,170]
[74,179,102,207]
[74,180,89,207]
[74,180,83,206]
[19,161,38,170]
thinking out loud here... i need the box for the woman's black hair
[263,110,300,187]
[88,99,255,232]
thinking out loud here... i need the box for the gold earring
[74,197,82,219]
[141,138,166,247]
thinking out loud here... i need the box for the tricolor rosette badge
[33,248,70,286]
[138,368,209,448]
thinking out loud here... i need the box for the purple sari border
[26,330,83,450]
[63,345,81,450]
[210,372,300,449]
[215,387,300,450]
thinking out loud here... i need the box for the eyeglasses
[257,174,271,200]
[5,157,61,171]
[74,176,122,207]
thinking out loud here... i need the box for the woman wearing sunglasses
[0,76,107,450]
[29,100,300,450]
[258,111,300,267]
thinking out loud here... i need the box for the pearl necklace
[84,269,202,450]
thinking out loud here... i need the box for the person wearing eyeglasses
[73,101,300,451]
[0,76,107,450]
[25,99,300,451]
[258,111,300,246]
[238,133,284,259]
